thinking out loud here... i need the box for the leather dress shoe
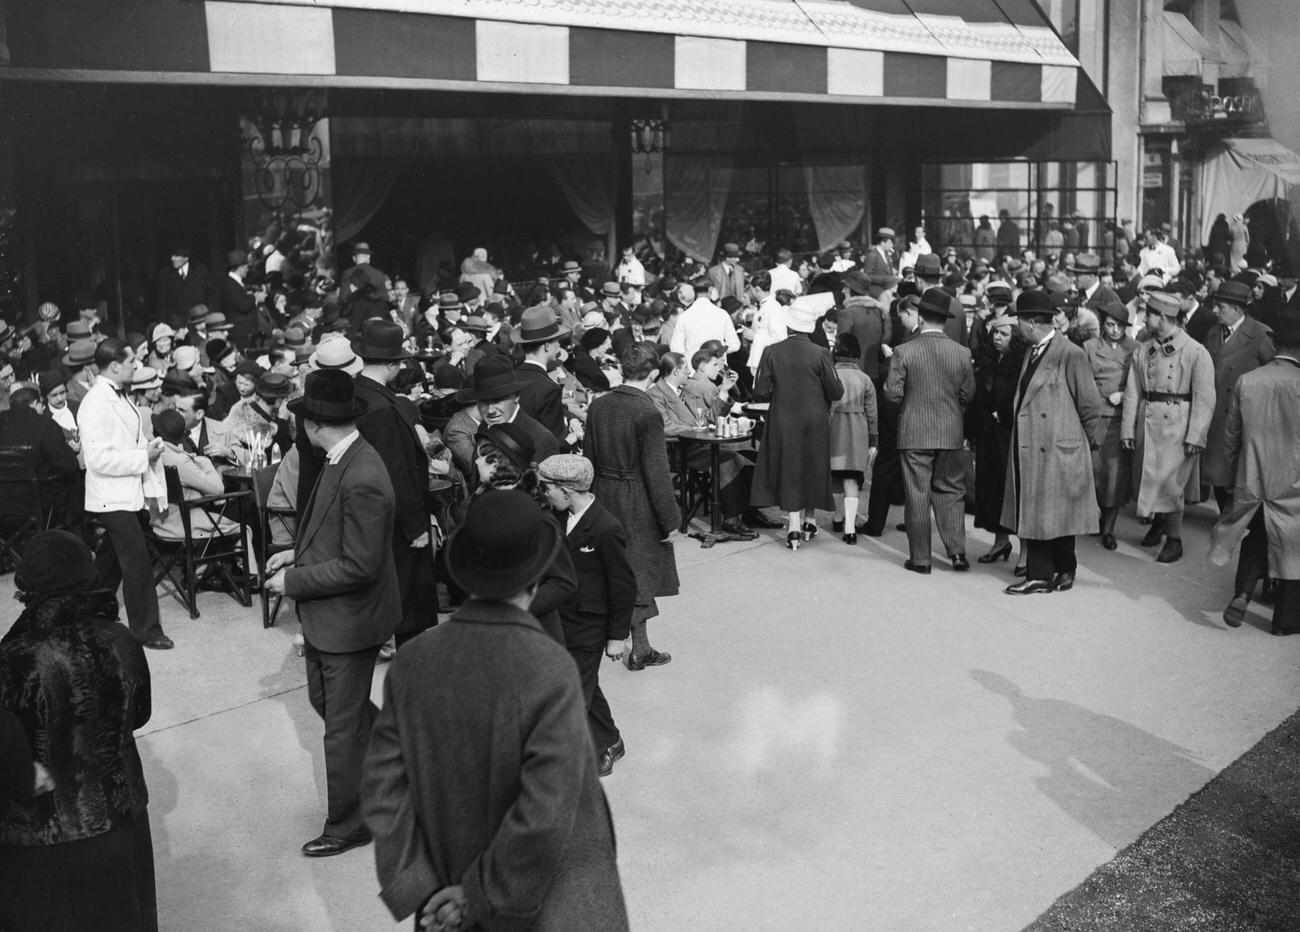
[1223,595,1248,628]
[1101,533,1117,551]
[626,649,671,671]
[950,553,970,572]
[742,508,784,529]
[302,834,371,858]
[1051,571,1075,592]
[720,518,759,540]
[143,635,174,650]
[1004,579,1056,595]
[1140,521,1165,547]
[862,526,883,538]
[598,738,625,777]
[831,519,845,533]
[1156,537,1183,563]
[903,560,932,575]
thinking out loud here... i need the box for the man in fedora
[62,339,98,410]
[362,490,628,931]
[1076,253,1120,313]
[459,354,559,467]
[265,369,399,858]
[1200,280,1274,511]
[156,245,211,324]
[214,249,257,346]
[913,254,967,345]
[512,305,571,442]
[1003,290,1103,593]
[342,241,388,298]
[707,242,747,302]
[352,319,435,648]
[884,287,975,574]
[864,227,899,300]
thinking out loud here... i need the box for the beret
[538,454,593,492]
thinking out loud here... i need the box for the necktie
[1222,325,1232,343]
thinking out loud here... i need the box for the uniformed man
[1120,291,1215,563]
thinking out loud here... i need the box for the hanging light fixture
[630,110,669,174]
[243,89,327,214]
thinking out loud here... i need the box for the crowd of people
[1,216,1298,930]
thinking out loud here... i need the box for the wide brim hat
[1094,297,1130,326]
[226,249,249,268]
[445,489,562,599]
[917,287,955,319]
[510,306,571,346]
[458,315,491,333]
[561,260,582,273]
[351,241,372,256]
[353,319,412,361]
[437,292,463,312]
[875,226,896,240]
[1214,281,1251,307]
[601,281,622,298]
[786,293,834,333]
[1075,253,1101,272]
[131,366,163,391]
[1010,289,1054,318]
[288,369,369,422]
[841,269,871,296]
[204,312,233,332]
[62,340,97,367]
[310,337,363,376]
[65,321,93,339]
[187,303,211,323]
[722,242,742,258]
[456,355,527,402]
[481,421,537,471]
[914,254,942,278]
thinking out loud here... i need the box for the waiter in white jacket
[78,337,173,650]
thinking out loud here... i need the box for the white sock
[787,511,802,534]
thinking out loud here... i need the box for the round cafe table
[676,428,755,548]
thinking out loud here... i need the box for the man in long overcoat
[352,320,436,648]
[584,343,681,670]
[362,491,628,931]
[1210,324,1300,633]
[1121,292,1215,563]
[1002,291,1103,594]
[1199,281,1274,509]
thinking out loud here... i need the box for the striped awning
[1,0,1091,109]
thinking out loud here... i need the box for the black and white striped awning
[1,0,1094,109]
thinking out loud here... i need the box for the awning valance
[1197,137,1300,238]
[0,0,1097,110]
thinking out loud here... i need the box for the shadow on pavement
[971,669,1216,849]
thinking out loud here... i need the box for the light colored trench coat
[1210,359,1300,579]
[1001,335,1104,538]
[1121,329,1215,515]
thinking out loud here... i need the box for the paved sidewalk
[4,503,1297,930]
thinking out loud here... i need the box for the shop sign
[1143,153,1164,189]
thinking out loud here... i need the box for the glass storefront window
[921,160,1118,262]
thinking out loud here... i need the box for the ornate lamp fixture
[243,90,326,213]
[630,113,670,173]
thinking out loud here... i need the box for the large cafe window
[921,161,1118,262]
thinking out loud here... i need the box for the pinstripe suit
[884,329,976,565]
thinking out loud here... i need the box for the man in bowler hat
[884,287,975,574]
[264,370,399,857]
[363,490,628,931]
[351,319,436,647]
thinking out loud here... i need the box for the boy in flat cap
[539,454,636,777]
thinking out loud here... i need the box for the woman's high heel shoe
[978,543,1013,564]
[786,532,801,551]
[802,522,818,541]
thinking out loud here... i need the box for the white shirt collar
[566,497,594,534]
[324,429,360,465]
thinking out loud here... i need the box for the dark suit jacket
[362,598,627,928]
[559,500,636,650]
[884,329,975,450]
[478,410,560,463]
[863,248,898,298]
[515,362,566,440]
[213,273,258,345]
[353,375,430,544]
[285,436,400,653]
[156,262,211,324]
[839,297,887,381]
[0,407,79,478]
[1201,314,1275,486]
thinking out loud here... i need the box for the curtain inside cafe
[333,159,401,245]
[552,158,615,235]
[804,163,866,252]
[665,154,734,262]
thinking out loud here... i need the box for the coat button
[1040,446,1046,452]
